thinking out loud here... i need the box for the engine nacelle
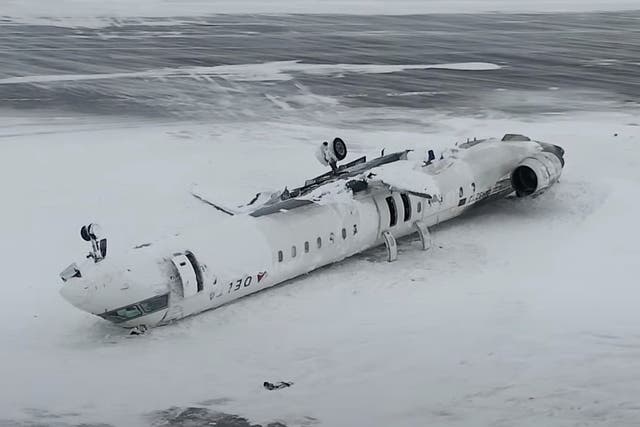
[511,152,563,197]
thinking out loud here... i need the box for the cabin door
[171,253,201,298]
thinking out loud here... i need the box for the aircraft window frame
[417,201,422,213]
[291,245,297,258]
[139,294,169,314]
[185,251,204,292]
[386,196,397,227]
[278,250,283,262]
[98,294,170,324]
[98,306,141,323]
[342,228,347,239]
[317,237,322,249]
[304,241,310,253]
[400,193,411,222]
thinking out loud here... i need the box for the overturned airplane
[59,134,565,329]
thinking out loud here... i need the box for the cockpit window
[117,305,142,318]
[99,305,142,323]
[139,294,169,314]
[98,294,169,323]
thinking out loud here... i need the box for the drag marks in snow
[0,61,502,85]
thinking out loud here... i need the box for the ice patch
[386,91,448,97]
[0,60,502,85]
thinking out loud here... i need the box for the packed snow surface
[1,111,639,426]
[0,61,501,85]
[2,0,640,24]
[1,9,640,427]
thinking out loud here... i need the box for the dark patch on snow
[0,419,112,427]
[1,409,110,427]
[1,13,639,121]
[3,407,296,427]
[148,407,288,427]
[196,397,234,406]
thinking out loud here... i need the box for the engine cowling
[511,152,563,197]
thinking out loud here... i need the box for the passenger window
[459,187,464,197]
[386,196,397,227]
[472,182,476,193]
[400,193,411,222]
[417,201,422,213]
[317,237,322,249]
[278,250,283,262]
[342,228,347,239]
[353,224,358,235]
[304,241,310,253]
[291,246,297,258]
[329,232,335,243]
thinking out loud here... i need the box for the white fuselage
[60,138,561,327]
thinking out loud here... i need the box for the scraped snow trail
[1,10,640,427]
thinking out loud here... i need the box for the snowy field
[2,111,640,426]
[1,7,640,427]
[3,0,640,24]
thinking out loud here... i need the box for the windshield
[98,294,169,323]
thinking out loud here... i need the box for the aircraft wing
[190,150,438,217]
[249,180,353,217]
[191,184,284,216]
[363,160,438,199]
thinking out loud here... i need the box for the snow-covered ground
[1,110,639,426]
[3,0,640,23]
[0,61,502,85]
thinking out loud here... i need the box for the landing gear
[382,222,431,262]
[382,231,398,262]
[413,220,432,251]
[315,137,348,174]
[80,223,107,262]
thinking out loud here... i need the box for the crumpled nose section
[58,249,174,319]
[60,277,92,310]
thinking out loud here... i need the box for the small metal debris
[129,325,148,336]
[263,381,293,391]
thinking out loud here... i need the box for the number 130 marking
[227,276,253,293]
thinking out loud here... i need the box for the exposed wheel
[80,225,91,241]
[332,137,347,161]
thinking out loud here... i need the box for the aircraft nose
[59,251,175,322]
[60,278,91,311]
